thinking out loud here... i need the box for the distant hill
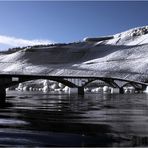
[0,25,148,82]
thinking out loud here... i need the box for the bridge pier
[0,87,6,105]
[119,87,124,94]
[78,87,84,96]
[142,85,147,92]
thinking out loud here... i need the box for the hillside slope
[0,26,148,82]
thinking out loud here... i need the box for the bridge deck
[0,73,147,86]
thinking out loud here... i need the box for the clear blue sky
[0,1,148,44]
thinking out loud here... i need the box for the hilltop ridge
[0,26,148,82]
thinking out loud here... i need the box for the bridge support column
[0,87,6,105]
[78,87,84,96]
[119,87,124,94]
[144,86,148,93]
[142,85,147,92]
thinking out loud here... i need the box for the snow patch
[0,25,148,83]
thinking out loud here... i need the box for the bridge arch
[121,82,147,92]
[82,77,124,88]
[82,78,116,88]
[81,77,147,94]
[5,77,77,89]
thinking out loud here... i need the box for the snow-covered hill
[0,26,148,82]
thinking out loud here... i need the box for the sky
[0,1,148,50]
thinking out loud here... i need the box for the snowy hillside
[0,26,148,83]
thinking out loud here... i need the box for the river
[0,91,148,147]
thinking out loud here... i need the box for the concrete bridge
[0,73,148,105]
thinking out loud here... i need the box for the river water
[1,91,148,147]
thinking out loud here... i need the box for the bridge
[0,73,148,105]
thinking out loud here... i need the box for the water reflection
[0,91,148,146]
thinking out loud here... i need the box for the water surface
[1,91,148,146]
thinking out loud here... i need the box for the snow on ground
[106,26,148,46]
[0,26,148,83]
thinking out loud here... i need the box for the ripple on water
[0,119,29,126]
